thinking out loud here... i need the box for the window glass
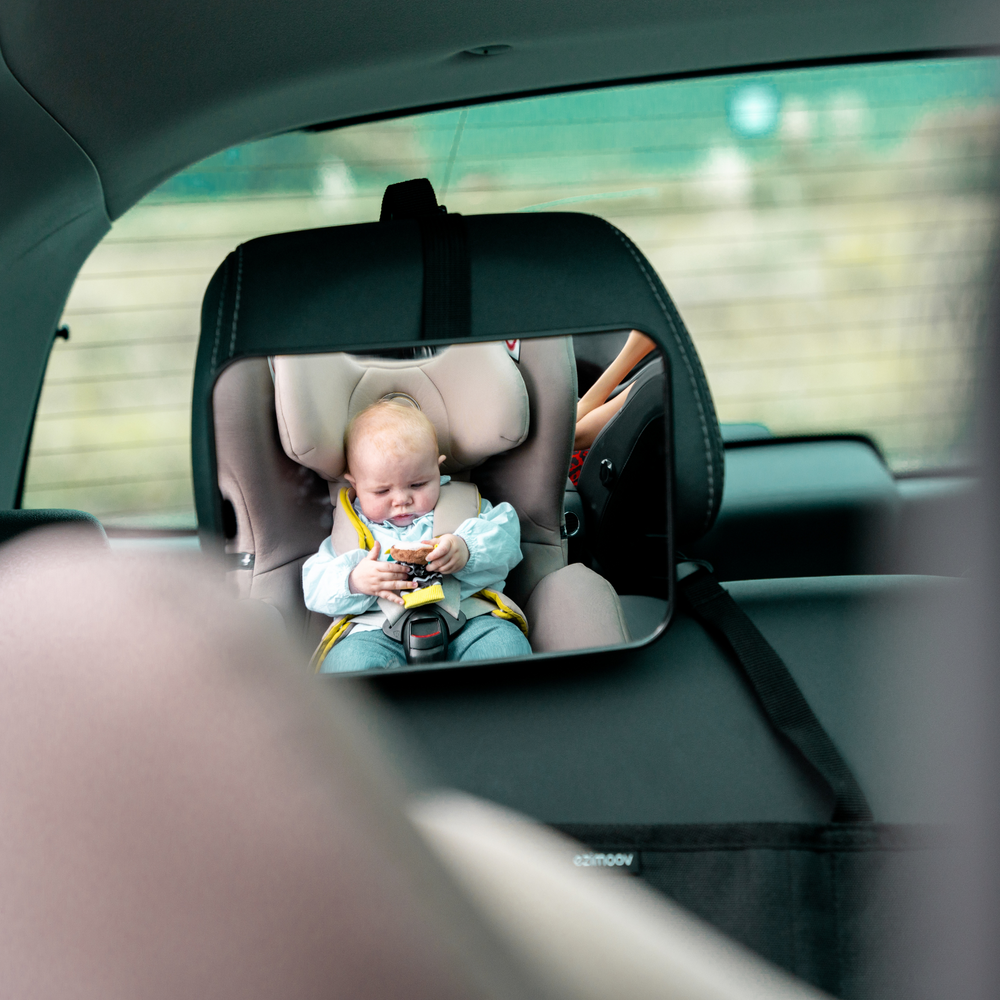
[22,56,1000,527]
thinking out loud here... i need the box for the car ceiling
[3,0,999,218]
[0,0,997,507]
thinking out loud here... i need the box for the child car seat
[271,340,538,652]
[209,335,630,653]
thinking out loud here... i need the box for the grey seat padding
[525,563,630,652]
[372,575,958,826]
[210,338,612,649]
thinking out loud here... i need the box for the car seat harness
[309,480,528,670]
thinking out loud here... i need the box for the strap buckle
[382,605,467,664]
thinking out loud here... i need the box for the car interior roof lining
[1,0,998,218]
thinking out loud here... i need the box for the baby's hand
[348,542,417,605]
[426,533,469,575]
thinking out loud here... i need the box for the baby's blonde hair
[344,399,439,471]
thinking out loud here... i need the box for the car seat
[0,507,106,547]
[208,326,631,654]
[192,189,725,655]
[576,355,669,595]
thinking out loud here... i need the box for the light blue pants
[321,614,532,673]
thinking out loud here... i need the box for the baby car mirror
[203,331,674,675]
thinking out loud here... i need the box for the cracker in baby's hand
[389,541,435,566]
[389,541,443,590]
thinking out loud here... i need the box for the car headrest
[193,211,724,544]
[273,343,530,479]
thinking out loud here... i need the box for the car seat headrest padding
[194,211,724,544]
[273,342,530,480]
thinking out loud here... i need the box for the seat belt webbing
[379,178,471,342]
[678,567,873,823]
[420,214,470,342]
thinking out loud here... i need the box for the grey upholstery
[688,438,902,580]
[212,341,628,651]
[475,336,577,605]
[526,563,631,653]
[618,594,669,641]
[273,343,530,479]
[213,357,332,642]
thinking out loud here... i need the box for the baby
[302,399,532,672]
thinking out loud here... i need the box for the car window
[20,56,1000,529]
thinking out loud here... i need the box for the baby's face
[345,438,444,527]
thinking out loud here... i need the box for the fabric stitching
[227,244,244,360]
[601,220,719,532]
[209,260,229,373]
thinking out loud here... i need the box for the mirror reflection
[212,332,666,673]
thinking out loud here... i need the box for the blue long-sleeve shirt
[302,477,522,631]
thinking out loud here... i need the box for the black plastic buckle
[382,605,467,665]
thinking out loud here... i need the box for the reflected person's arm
[574,385,633,450]
[575,330,656,424]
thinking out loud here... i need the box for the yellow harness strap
[338,487,375,551]
[309,615,356,672]
[473,588,529,636]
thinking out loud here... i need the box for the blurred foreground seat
[0,532,820,1000]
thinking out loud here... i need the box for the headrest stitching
[227,244,244,362]
[379,392,420,408]
[209,259,229,373]
[602,221,719,534]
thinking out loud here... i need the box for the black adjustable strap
[678,567,873,823]
[380,178,471,341]
[419,214,470,341]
